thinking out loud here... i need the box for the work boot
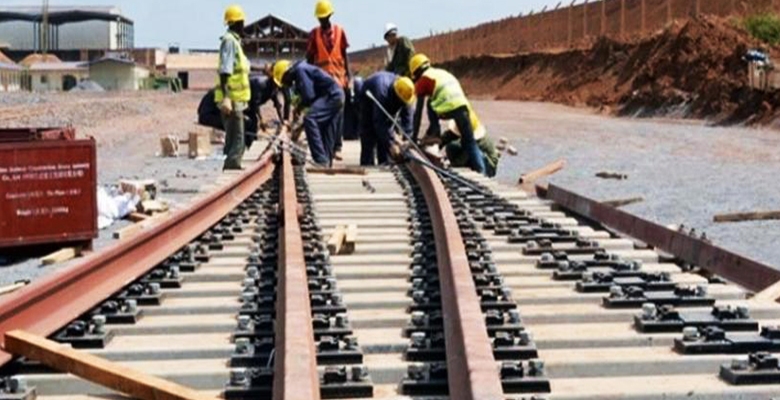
[334,151,344,161]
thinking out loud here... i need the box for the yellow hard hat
[315,0,334,19]
[393,77,416,105]
[409,54,431,76]
[273,60,292,87]
[224,5,246,25]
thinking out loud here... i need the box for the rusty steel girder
[273,151,320,400]
[408,153,505,400]
[0,151,275,368]
[542,183,780,295]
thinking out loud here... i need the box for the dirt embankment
[444,17,780,126]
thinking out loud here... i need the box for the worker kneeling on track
[410,53,491,176]
[198,73,290,149]
[439,108,499,177]
[216,5,250,170]
[358,72,414,166]
[274,59,345,167]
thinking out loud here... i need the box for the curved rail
[273,151,320,400]
[407,152,505,400]
[0,151,275,368]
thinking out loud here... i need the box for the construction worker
[274,59,344,167]
[307,0,352,161]
[384,23,415,77]
[410,53,488,176]
[216,5,250,170]
[440,107,500,177]
[358,72,414,166]
[198,74,290,148]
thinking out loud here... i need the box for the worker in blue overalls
[357,72,414,166]
[273,59,344,167]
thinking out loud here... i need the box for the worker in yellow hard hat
[409,53,493,176]
[357,71,415,166]
[308,0,352,161]
[273,58,345,167]
[215,5,250,170]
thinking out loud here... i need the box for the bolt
[609,285,624,298]
[125,299,138,313]
[326,277,338,290]
[557,261,570,271]
[411,311,426,326]
[92,315,106,335]
[412,290,426,303]
[237,315,252,331]
[336,314,349,328]
[682,327,700,341]
[526,241,539,250]
[696,285,708,296]
[411,332,426,348]
[508,310,521,324]
[351,365,369,382]
[170,266,180,279]
[642,303,657,320]
[230,368,248,386]
[242,278,256,288]
[235,338,251,354]
[582,272,594,282]
[148,283,161,295]
[519,331,532,344]
[241,292,255,303]
[737,306,750,318]
[540,252,554,262]
[8,377,25,393]
[246,267,259,279]
[331,293,343,306]
[501,287,513,300]
[630,260,643,270]
[529,360,545,376]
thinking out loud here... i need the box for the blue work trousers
[429,104,486,175]
[359,99,390,166]
[304,91,345,166]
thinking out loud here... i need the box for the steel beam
[0,152,275,368]
[273,151,320,400]
[408,153,504,400]
[541,183,780,294]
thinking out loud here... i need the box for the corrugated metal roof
[165,53,218,70]
[28,61,86,71]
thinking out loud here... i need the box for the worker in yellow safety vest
[410,53,489,175]
[216,5,251,170]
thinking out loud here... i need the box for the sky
[5,0,564,50]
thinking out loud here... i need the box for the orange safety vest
[313,25,348,87]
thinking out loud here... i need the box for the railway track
[1,140,780,399]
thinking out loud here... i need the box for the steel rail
[0,151,276,368]
[541,183,780,294]
[273,151,320,400]
[407,151,505,400]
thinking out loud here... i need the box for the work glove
[219,98,233,115]
[389,143,408,164]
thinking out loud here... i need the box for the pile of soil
[444,17,779,125]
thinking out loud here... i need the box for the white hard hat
[384,23,398,37]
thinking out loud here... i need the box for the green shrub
[742,13,780,46]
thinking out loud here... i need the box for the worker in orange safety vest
[307,0,352,161]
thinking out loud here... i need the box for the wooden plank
[343,224,358,255]
[128,212,151,223]
[0,281,29,296]
[3,330,216,400]
[714,210,780,223]
[140,200,169,214]
[113,212,171,240]
[518,159,566,186]
[602,196,645,208]
[327,225,347,255]
[306,167,367,176]
[41,248,79,266]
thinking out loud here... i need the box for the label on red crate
[0,140,97,247]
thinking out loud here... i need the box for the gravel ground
[474,100,780,269]
[0,91,225,285]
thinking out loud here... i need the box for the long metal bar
[273,151,320,400]
[0,151,275,368]
[542,183,780,294]
[407,151,504,400]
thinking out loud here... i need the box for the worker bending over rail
[358,72,415,166]
[410,53,493,176]
[439,109,499,177]
[308,0,353,160]
[274,59,344,167]
[198,74,290,149]
[216,5,251,170]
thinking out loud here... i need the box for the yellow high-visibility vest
[215,32,250,103]
[424,68,468,115]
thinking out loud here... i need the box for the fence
[351,0,779,70]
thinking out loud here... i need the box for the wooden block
[603,197,645,208]
[159,135,180,157]
[714,211,780,223]
[127,212,151,222]
[113,212,171,240]
[140,200,169,214]
[327,225,347,255]
[306,167,367,176]
[188,131,212,159]
[343,224,358,255]
[41,247,79,266]
[0,280,29,296]
[4,330,216,400]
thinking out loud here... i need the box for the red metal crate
[0,138,98,248]
[0,127,77,143]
